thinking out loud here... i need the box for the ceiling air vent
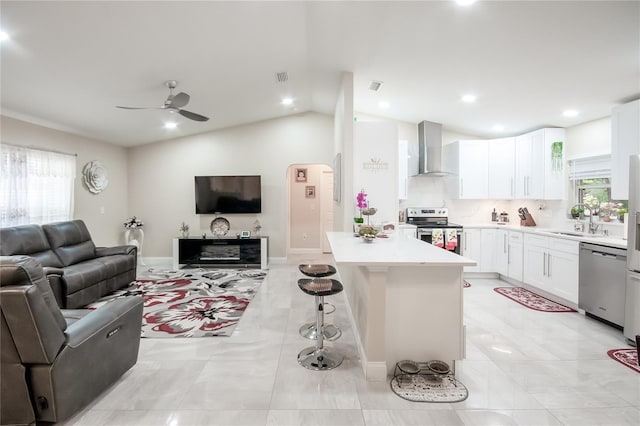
[275,72,289,83]
[368,80,383,91]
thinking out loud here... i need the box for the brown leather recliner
[0,256,143,424]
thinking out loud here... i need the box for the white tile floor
[62,255,640,426]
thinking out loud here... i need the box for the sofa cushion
[0,224,63,267]
[60,260,106,296]
[43,220,96,267]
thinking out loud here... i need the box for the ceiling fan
[116,80,209,122]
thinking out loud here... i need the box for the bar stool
[297,278,344,370]
[298,264,341,341]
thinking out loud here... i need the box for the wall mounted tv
[194,175,262,214]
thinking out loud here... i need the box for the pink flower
[356,189,368,209]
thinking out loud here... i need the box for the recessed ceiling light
[563,109,579,117]
[456,0,477,6]
[378,101,390,109]
[492,124,505,132]
[461,94,476,103]
[0,31,9,42]
[281,97,293,106]
[164,122,177,129]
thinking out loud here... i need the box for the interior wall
[288,163,332,251]
[0,115,129,246]
[127,112,333,258]
[334,72,355,233]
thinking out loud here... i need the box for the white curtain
[1,144,76,227]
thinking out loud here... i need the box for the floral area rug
[607,349,640,374]
[86,268,266,337]
[493,287,576,312]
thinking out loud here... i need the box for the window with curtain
[0,144,76,227]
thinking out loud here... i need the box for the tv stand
[172,237,268,270]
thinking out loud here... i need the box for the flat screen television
[194,175,262,214]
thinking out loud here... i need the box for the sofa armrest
[42,267,65,308]
[43,266,64,277]
[95,245,137,257]
[64,296,143,348]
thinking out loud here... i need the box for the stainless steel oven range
[406,207,463,255]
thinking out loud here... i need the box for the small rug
[464,280,471,288]
[390,374,468,403]
[493,287,575,312]
[86,268,266,337]
[607,349,640,374]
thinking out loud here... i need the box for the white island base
[326,232,476,381]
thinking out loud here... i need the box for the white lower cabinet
[495,230,523,280]
[507,232,524,282]
[480,229,496,272]
[462,228,483,272]
[523,234,579,304]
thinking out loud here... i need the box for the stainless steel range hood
[409,120,448,176]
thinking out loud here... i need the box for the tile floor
[62,255,640,426]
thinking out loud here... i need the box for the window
[574,177,627,217]
[0,144,76,227]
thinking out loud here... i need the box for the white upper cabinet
[488,137,515,199]
[611,99,640,200]
[443,140,489,199]
[515,128,566,200]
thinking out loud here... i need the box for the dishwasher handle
[591,251,618,259]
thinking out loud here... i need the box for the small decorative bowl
[362,234,376,243]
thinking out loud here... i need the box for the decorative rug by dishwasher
[493,287,576,312]
[607,349,640,374]
[86,268,266,338]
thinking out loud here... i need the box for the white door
[494,230,509,276]
[459,141,489,199]
[542,128,566,200]
[463,229,482,272]
[488,138,515,199]
[515,134,532,199]
[523,244,547,290]
[528,129,545,199]
[547,249,579,304]
[508,240,524,282]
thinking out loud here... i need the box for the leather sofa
[0,220,137,308]
[0,256,143,424]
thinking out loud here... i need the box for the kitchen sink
[546,231,602,238]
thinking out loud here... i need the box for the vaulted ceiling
[1,1,638,147]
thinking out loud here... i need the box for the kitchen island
[326,231,476,381]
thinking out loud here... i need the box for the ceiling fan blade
[116,105,155,110]
[179,109,210,122]
[169,92,190,109]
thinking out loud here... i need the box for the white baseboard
[287,248,323,254]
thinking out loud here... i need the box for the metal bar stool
[298,264,341,341]
[297,278,344,370]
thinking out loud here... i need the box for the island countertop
[326,231,477,267]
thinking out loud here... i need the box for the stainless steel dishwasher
[579,242,627,328]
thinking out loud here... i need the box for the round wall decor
[82,160,109,194]
[210,217,230,237]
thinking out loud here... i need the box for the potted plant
[618,207,628,222]
[570,207,584,219]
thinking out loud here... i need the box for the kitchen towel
[445,229,458,251]
[431,229,444,248]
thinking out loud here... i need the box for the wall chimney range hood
[410,120,448,176]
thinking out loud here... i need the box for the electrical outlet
[100,206,105,214]
[302,233,308,239]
